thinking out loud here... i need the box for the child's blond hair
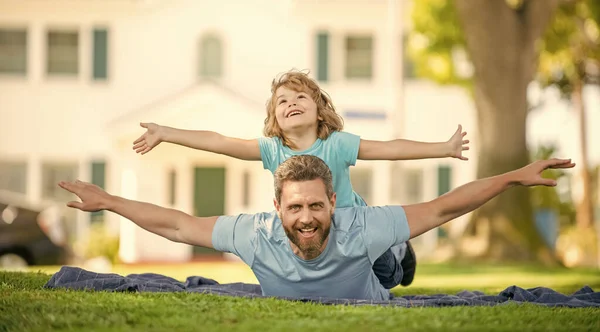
[263,69,343,147]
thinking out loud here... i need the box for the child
[132,70,470,288]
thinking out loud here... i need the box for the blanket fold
[43,266,600,308]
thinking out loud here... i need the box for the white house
[0,0,597,264]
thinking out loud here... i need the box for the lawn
[1,262,599,332]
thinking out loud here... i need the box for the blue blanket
[44,266,600,308]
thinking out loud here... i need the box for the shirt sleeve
[211,214,257,266]
[359,206,411,263]
[258,136,278,172]
[331,131,361,167]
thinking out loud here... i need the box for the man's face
[274,179,336,260]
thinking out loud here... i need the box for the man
[58,155,574,301]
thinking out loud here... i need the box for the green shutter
[193,167,225,256]
[168,169,177,205]
[437,165,452,196]
[91,161,106,222]
[93,28,108,80]
[316,32,329,82]
[0,29,27,74]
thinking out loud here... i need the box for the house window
[0,161,27,194]
[199,35,223,78]
[404,168,424,203]
[391,165,423,204]
[92,28,108,80]
[316,32,329,82]
[41,163,78,201]
[47,30,79,75]
[350,167,373,204]
[345,35,373,79]
[0,29,27,74]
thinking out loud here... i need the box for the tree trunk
[454,0,560,264]
[572,79,594,229]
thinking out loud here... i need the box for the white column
[383,0,404,208]
[30,22,43,84]
[418,165,439,257]
[372,161,392,206]
[105,154,121,236]
[117,153,140,263]
[27,155,42,205]
[79,24,91,84]
[386,0,403,139]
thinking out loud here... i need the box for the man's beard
[283,220,331,260]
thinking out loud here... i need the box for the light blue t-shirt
[258,131,366,208]
[211,206,411,301]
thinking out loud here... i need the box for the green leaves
[408,0,600,94]
[537,0,600,95]
[407,0,471,88]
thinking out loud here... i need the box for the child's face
[274,86,320,134]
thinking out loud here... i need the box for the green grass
[1,263,599,332]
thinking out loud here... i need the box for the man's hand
[133,122,163,155]
[512,158,576,187]
[446,125,470,161]
[58,180,112,212]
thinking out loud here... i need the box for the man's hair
[264,69,344,147]
[274,155,334,203]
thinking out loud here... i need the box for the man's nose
[298,208,313,223]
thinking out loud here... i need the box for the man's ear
[330,192,336,210]
[273,198,283,220]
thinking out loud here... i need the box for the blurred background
[0,0,598,280]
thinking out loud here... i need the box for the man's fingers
[58,181,75,193]
[545,158,576,169]
[66,201,84,210]
[132,140,145,150]
[540,179,558,187]
[133,136,144,145]
[550,162,576,169]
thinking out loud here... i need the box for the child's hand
[447,125,470,161]
[133,122,163,155]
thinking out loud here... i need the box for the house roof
[107,79,268,140]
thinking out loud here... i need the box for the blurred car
[0,200,70,269]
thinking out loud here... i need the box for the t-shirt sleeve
[359,206,411,263]
[211,214,257,266]
[331,131,361,167]
[257,136,278,172]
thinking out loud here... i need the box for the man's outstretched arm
[403,158,575,239]
[58,180,217,248]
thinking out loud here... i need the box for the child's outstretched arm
[132,122,261,161]
[358,125,470,161]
